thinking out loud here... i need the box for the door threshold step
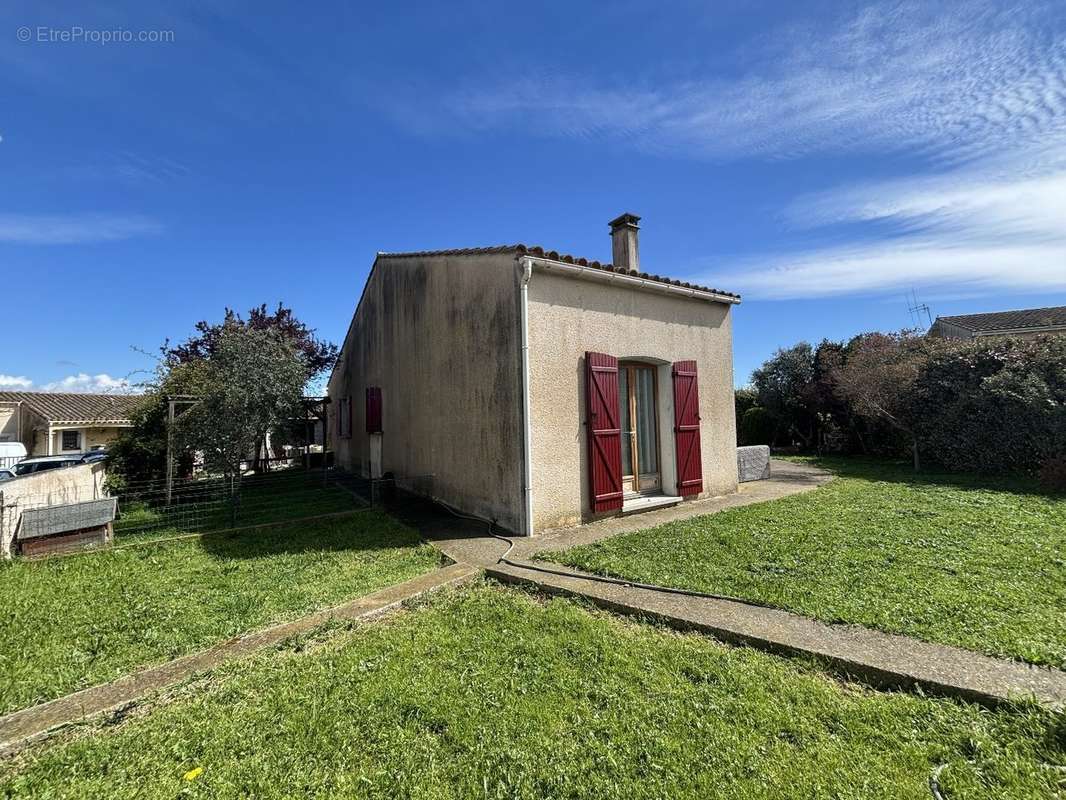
[620,494,682,515]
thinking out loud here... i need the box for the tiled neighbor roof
[0,392,140,425]
[377,244,741,301]
[936,305,1066,333]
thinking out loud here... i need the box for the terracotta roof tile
[937,305,1066,333]
[0,392,141,424]
[376,244,741,300]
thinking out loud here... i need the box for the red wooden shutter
[585,351,623,512]
[366,387,382,433]
[672,360,703,497]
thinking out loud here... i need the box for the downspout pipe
[518,256,534,537]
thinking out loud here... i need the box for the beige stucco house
[0,392,139,457]
[327,214,741,536]
[928,306,1066,340]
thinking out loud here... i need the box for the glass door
[618,363,660,494]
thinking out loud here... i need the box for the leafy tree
[109,304,333,485]
[750,342,817,448]
[175,326,307,480]
[831,332,931,470]
[163,303,337,386]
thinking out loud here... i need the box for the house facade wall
[930,321,1066,340]
[929,320,974,340]
[327,252,526,533]
[26,424,128,456]
[974,329,1066,340]
[5,407,45,456]
[0,403,18,443]
[526,270,738,531]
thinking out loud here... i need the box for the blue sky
[2,0,1065,393]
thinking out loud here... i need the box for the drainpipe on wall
[518,256,534,537]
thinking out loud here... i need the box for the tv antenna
[907,289,933,329]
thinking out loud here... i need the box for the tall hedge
[908,335,1066,473]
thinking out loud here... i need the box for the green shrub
[1038,457,1066,493]
[739,406,777,446]
[909,335,1066,473]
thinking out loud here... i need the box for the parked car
[9,455,83,477]
[80,449,109,464]
[0,468,15,482]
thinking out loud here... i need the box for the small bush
[1038,457,1066,493]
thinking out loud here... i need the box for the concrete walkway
[430,459,834,568]
[0,562,477,755]
[411,460,1066,710]
[487,558,1066,710]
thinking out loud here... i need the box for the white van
[0,441,28,470]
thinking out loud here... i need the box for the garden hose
[429,498,778,609]
[929,763,948,800]
[430,497,1028,800]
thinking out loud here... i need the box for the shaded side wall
[526,271,738,531]
[0,403,18,443]
[327,252,525,532]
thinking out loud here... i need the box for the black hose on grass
[430,498,1002,800]
[430,496,514,561]
[429,497,778,610]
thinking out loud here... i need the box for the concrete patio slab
[426,459,833,568]
[0,562,478,756]
[486,559,1066,710]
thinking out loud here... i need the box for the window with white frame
[61,430,81,451]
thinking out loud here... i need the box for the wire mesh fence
[113,462,369,542]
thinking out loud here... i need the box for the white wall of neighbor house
[0,403,18,442]
[525,269,738,532]
[327,251,526,533]
[35,425,129,456]
[0,461,108,558]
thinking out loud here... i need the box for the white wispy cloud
[386,0,1066,300]
[0,374,33,390]
[0,373,136,393]
[718,240,1066,300]
[39,373,134,393]
[717,146,1066,298]
[0,213,162,245]
[395,2,1066,164]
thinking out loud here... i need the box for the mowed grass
[113,470,362,542]
[543,459,1066,668]
[0,512,441,714]
[2,584,1062,799]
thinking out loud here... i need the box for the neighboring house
[0,392,140,457]
[327,213,741,536]
[928,305,1066,340]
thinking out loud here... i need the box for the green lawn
[114,470,362,542]
[542,459,1066,668]
[0,512,441,714]
[2,584,1061,799]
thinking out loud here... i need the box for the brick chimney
[609,212,640,272]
